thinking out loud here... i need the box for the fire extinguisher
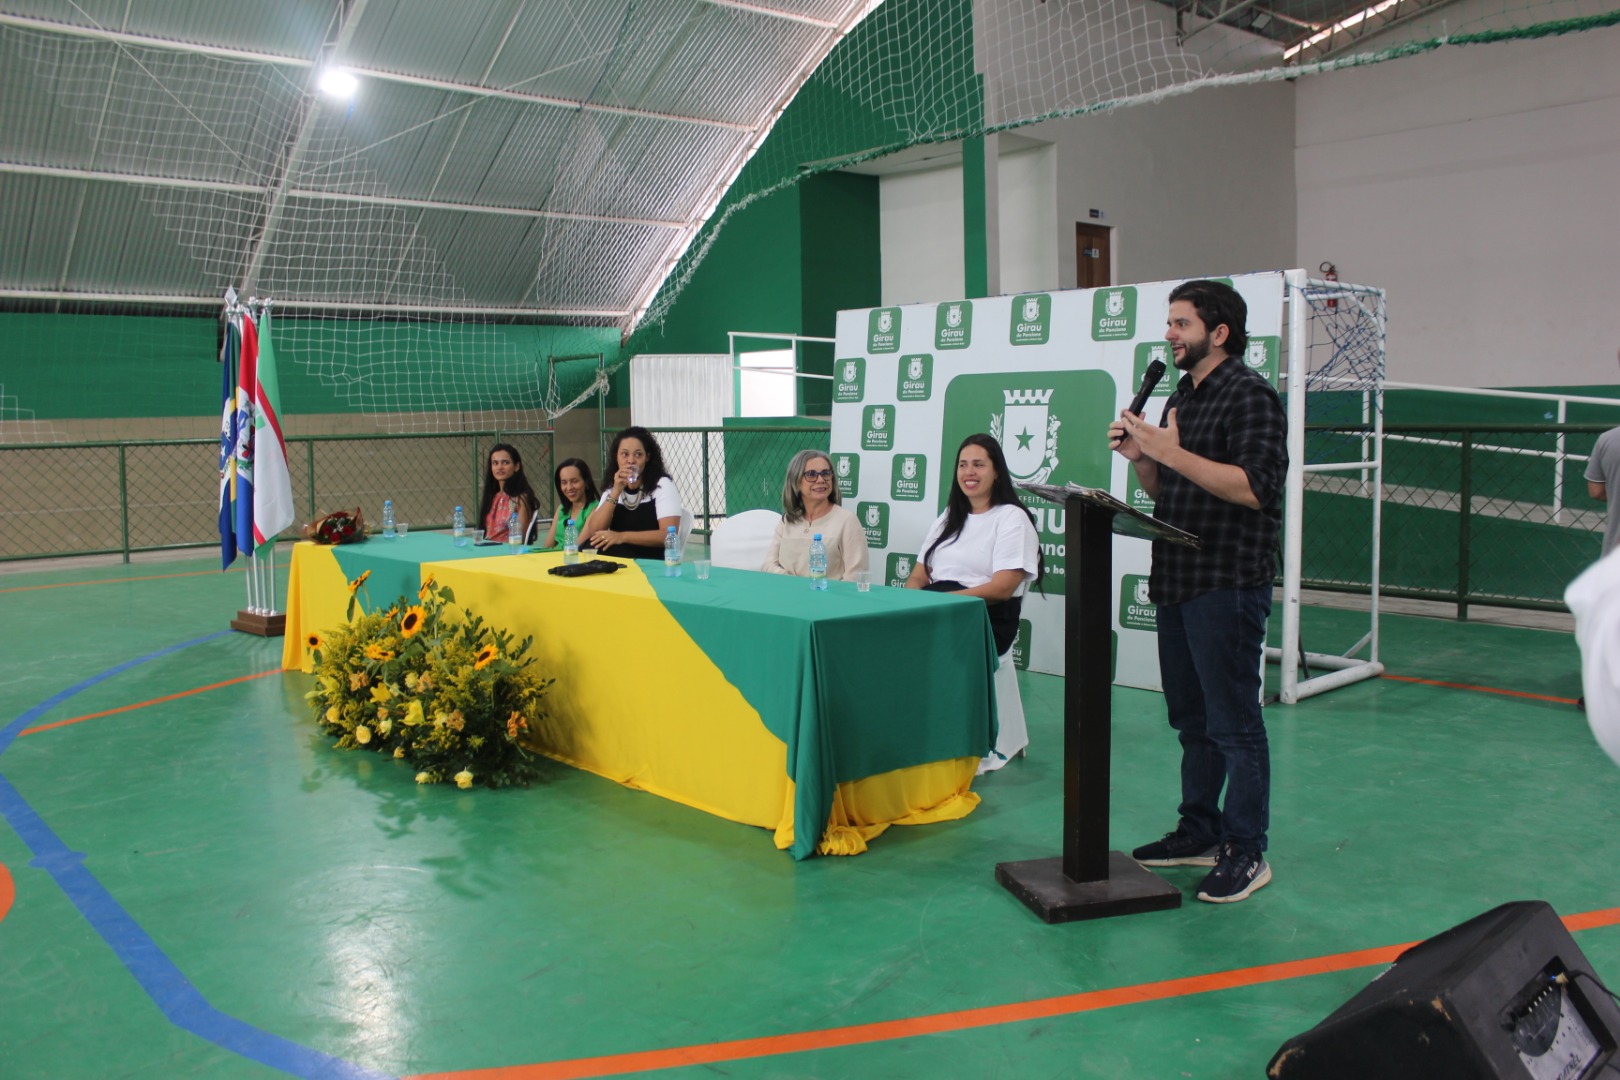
[1319,261,1338,309]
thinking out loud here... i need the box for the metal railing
[1302,422,1609,617]
[0,430,553,562]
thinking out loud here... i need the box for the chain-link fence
[1302,422,1608,616]
[0,430,553,562]
[599,425,831,534]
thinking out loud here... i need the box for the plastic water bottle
[382,499,395,539]
[453,505,467,547]
[507,508,521,551]
[664,525,681,578]
[563,517,579,564]
[808,533,828,591]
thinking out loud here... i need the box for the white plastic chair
[710,509,780,571]
[978,651,1029,775]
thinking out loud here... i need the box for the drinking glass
[854,570,871,592]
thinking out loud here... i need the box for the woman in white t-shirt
[583,426,683,560]
[906,433,1042,646]
[763,449,870,581]
[908,433,1042,772]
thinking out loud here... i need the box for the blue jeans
[1156,585,1272,853]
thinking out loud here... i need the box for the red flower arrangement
[304,507,367,545]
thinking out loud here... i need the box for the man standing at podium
[1108,279,1287,904]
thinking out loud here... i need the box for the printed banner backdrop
[830,272,1284,687]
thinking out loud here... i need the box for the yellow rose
[393,746,406,759]
[415,771,434,784]
[349,671,370,691]
[379,718,392,735]
[326,706,339,723]
[454,768,474,789]
[356,725,373,745]
[405,672,419,690]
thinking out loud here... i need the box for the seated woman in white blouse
[763,449,870,581]
[907,433,1043,771]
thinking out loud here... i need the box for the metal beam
[0,288,629,320]
[0,163,684,228]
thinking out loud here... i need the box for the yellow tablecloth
[283,540,994,856]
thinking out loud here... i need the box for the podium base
[230,611,286,637]
[996,851,1183,924]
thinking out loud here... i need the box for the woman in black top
[582,426,683,559]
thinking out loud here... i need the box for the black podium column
[995,493,1182,923]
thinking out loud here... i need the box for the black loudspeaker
[1268,901,1620,1080]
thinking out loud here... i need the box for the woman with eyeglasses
[582,426,683,560]
[763,449,869,581]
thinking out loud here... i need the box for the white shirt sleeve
[652,476,683,520]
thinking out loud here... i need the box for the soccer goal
[1270,268,1387,704]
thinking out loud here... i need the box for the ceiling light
[318,69,358,100]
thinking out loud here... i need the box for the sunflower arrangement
[305,575,553,788]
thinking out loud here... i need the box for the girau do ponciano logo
[935,301,973,350]
[1010,293,1052,346]
[897,354,933,401]
[833,453,860,500]
[857,501,890,548]
[1119,574,1157,631]
[1091,286,1137,341]
[834,358,865,404]
[867,308,901,354]
[890,454,928,501]
[861,405,894,451]
[886,552,915,588]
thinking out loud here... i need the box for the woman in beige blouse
[763,449,870,581]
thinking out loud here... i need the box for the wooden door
[1076,223,1112,289]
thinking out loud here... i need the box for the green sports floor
[1,553,1615,1079]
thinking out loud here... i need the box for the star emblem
[1016,427,1034,450]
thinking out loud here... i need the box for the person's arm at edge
[838,510,870,581]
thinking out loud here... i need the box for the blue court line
[0,632,395,1080]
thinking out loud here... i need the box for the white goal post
[1269,268,1387,704]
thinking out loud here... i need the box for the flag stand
[220,289,293,637]
[231,545,286,637]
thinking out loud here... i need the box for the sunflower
[346,569,372,594]
[418,576,435,601]
[306,631,321,650]
[364,642,396,662]
[474,644,498,670]
[400,605,426,637]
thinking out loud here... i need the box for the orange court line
[409,906,1620,1080]
[1380,672,1577,705]
[19,670,281,736]
[0,862,12,926]
[0,568,229,593]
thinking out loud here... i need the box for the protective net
[2,0,1615,439]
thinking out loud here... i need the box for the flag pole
[230,294,289,636]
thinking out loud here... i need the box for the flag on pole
[232,312,259,561]
[218,314,245,570]
[250,313,295,552]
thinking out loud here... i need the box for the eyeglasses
[803,469,834,480]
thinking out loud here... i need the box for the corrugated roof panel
[526,217,674,312]
[2,0,329,58]
[588,3,825,127]
[61,184,234,295]
[346,0,527,85]
[537,114,743,222]
[483,1,637,105]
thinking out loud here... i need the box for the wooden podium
[996,483,1199,923]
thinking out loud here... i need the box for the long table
[282,536,999,858]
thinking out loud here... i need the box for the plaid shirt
[1149,356,1287,605]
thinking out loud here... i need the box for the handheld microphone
[1127,358,1167,417]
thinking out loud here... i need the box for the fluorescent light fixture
[318,68,359,99]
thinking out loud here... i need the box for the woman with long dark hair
[582,426,683,560]
[479,443,539,543]
[541,458,602,549]
[906,433,1041,770]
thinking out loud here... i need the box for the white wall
[1295,21,1620,387]
[877,79,1296,306]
